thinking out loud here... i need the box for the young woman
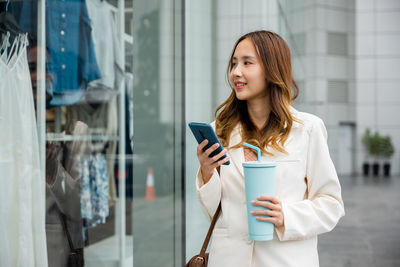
[195,30,345,266]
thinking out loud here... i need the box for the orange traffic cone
[144,168,157,200]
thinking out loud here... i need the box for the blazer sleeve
[196,168,221,221]
[276,118,345,241]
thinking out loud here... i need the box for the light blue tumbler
[242,143,276,241]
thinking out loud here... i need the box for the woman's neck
[246,96,270,130]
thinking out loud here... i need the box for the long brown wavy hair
[215,30,299,155]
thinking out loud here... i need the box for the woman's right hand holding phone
[197,139,230,184]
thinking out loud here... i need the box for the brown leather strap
[199,202,221,257]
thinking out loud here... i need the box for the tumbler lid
[242,161,276,168]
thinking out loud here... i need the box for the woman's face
[230,38,267,102]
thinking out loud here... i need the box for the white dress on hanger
[0,33,48,267]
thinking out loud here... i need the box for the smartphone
[188,122,230,165]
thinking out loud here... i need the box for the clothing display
[85,0,123,103]
[11,0,101,106]
[2,1,134,265]
[0,32,47,267]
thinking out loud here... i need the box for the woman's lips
[234,82,246,90]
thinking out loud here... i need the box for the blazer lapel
[228,125,245,177]
[283,106,301,147]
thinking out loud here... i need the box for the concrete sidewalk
[318,175,400,267]
[106,175,400,266]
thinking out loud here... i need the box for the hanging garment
[9,0,101,106]
[80,153,109,232]
[0,32,10,56]
[0,33,47,267]
[85,0,123,103]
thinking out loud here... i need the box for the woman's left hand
[251,195,284,227]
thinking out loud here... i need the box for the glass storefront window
[131,0,184,266]
[1,0,184,266]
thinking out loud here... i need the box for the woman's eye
[231,62,237,66]
[244,61,252,65]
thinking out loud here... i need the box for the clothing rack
[46,133,120,142]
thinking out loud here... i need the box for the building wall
[215,0,281,106]
[282,0,356,175]
[355,0,400,175]
[280,0,400,175]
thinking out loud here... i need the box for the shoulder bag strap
[199,201,221,257]
[59,212,75,252]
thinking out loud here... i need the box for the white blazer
[196,108,345,267]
